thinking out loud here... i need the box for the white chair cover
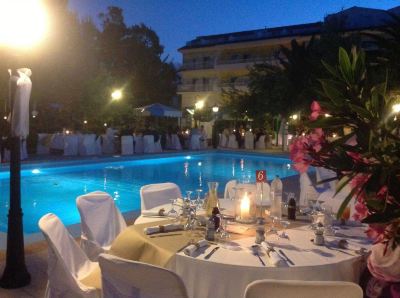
[219,133,228,148]
[244,132,254,149]
[50,133,64,151]
[154,136,162,153]
[140,182,181,212]
[255,135,266,149]
[318,184,356,216]
[190,134,201,150]
[227,134,238,149]
[134,135,144,153]
[76,191,127,261]
[99,254,188,298]
[171,134,182,150]
[299,172,320,207]
[95,136,102,155]
[143,135,155,153]
[101,135,115,155]
[37,133,50,154]
[256,182,271,206]
[79,134,97,156]
[165,134,172,149]
[38,213,100,298]
[224,180,237,200]
[21,139,28,160]
[64,135,79,156]
[121,136,134,155]
[316,167,337,190]
[244,279,363,298]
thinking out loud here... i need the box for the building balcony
[177,83,219,92]
[180,61,215,71]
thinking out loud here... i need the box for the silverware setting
[277,249,295,265]
[149,233,183,238]
[251,245,266,266]
[204,246,220,259]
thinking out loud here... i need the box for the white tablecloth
[169,225,370,298]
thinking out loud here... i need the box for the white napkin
[226,225,249,234]
[261,241,287,267]
[183,239,208,256]
[144,223,184,235]
[142,208,166,217]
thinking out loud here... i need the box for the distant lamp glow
[31,110,38,118]
[0,0,48,48]
[31,169,40,174]
[195,100,204,110]
[393,103,400,113]
[3,116,7,120]
[291,114,298,120]
[111,89,122,101]
[65,130,70,135]
[212,106,219,113]
[332,133,337,138]
[83,120,87,124]
[325,113,332,118]
[104,123,107,127]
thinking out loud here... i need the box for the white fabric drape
[10,68,32,138]
[121,136,134,155]
[227,134,238,149]
[143,135,155,153]
[255,135,266,149]
[140,182,182,212]
[76,191,127,261]
[64,135,79,156]
[244,132,254,149]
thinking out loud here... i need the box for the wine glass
[217,213,231,242]
[195,189,203,209]
[167,198,180,221]
[279,220,290,239]
[186,190,193,201]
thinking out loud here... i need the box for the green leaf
[348,104,372,120]
[321,60,340,79]
[308,117,350,128]
[338,47,353,84]
[337,186,359,219]
[319,79,345,106]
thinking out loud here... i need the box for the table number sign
[256,170,267,183]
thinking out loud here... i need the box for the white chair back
[134,135,144,153]
[255,135,266,149]
[76,191,127,261]
[38,213,100,298]
[63,135,79,156]
[316,166,337,190]
[21,139,28,160]
[154,136,162,153]
[50,133,64,150]
[121,136,134,155]
[256,182,271,206]
[227,134,238,149]
[79,134,97,156]
[37,133,50,154]
[219,133,228,148]
[143,135,155,153]
[190,134,201,150]
[140,182,182,211]
[224,179,237,200]
[244,132,254,149]
[99,254,188,298]
[171,134,182,150]
[244,279,363,298]
[299,172,319,207]
[95,136,102,155]
[101,134,115,155]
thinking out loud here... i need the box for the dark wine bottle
[288,197,296,220]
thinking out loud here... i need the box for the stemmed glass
[195,189,203,209]
[167,198,180,221]
[279,220,290,239]
[217,213,231,242]
[186,190,193,201]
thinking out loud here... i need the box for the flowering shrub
[290,48,400,249]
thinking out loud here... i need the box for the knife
[204,246,220,259]
[278,249,295,265]
[149,233,182,238]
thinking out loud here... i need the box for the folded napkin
[226,225,249,234]
[144,223,184,235]
[261,241,287,267]
[142,208,166,217]
[183,239,208,256]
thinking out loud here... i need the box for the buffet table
[110,218,370,298]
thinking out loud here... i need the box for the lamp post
[111,89,123,101]
[212,105,219,148]
[0,0,48,288]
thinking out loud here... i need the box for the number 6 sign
[256,170,267,182]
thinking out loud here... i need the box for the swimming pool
[0,151,297,233]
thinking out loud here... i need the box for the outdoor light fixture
[393,103,400,113]
[291,114,298,120]
[325,113,332,117]
[3,116,7,120]
[65,130,70,135]
[0,0,48,289]
[83,120,88,124]
[104,123,107,127]
[31,110,38,118]
[195,100,205,110]
[212,106,219,113]
[111,89,123,101]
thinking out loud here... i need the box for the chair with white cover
[76,191,127,261]
[255,135,266,149]
[219,180,238,217]
[101,133,115,155]
[135,182,182,224]
[244,131,254,149]
[171,134,182,150]
[64,135,79,156]
[121,135,134,155]
[37,133,50,154]
[190,134,201,150]
[224,179,237,200]
[134,135,144,153]
[79,134,97,156]
[99,254,188,298]
[256,181,271,207]
[21,139,28,160]
[219,133,228,148]
[244,279,363,298]
[143,135,155,153]
[316,166,337,190]
[154,136,162,153]
[227,134,238,149]
[299,172,321,207]
[38,213,101,298]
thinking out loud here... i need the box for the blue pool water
[0,152,297,233]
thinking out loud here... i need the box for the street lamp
[111,89,123,101]
[195,100,204,110]
[393,103,400,113]
[212,105,219,113]
[0,0,48,289]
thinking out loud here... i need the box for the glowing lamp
[111,89,122,101]
[393,103,400,113]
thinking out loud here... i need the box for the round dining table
[110,217,370,298]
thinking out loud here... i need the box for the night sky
[68,0,400,62]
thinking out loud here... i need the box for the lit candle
[240,192,250,219]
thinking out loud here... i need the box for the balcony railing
[217,56,278,65]
[178,83,218,92]
[180,61,215,71]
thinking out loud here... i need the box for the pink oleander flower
[350,174,370,190]
[368,241,400,282]
[310,101,323,121]
[365,224,386,243]
[353,201,369,221]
